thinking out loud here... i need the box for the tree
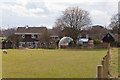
[0,28,16,38]
[62,27,79,41]
[39,30,50,47]
[55,6,91,40]
[109,14,120,34]
[52,26,63,38]
[109,14,120,46]
[7,34,22,48]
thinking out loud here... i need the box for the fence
[97,48,111,79]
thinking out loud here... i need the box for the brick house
[15,26,47,48]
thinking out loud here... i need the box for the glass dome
[58,37,73,48]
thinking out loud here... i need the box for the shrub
[111,41,118,47]
[69,41,74,47]
[94,39,102,45]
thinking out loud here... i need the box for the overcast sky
[0,0,119,29]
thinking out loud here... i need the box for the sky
[0,0,119,29]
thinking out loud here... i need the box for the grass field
[109,48,118,78]
[2,49,107,78]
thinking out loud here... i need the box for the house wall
[19,34,40,48]
[22,34,39,42]
[103,34,115,43]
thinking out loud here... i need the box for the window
[26,42,33,46]
[31,34,35,38]
[20,42,25,46]
[22,35,25,38]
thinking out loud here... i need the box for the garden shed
[102,32,115,43]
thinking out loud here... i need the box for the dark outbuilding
[102,32,115,43]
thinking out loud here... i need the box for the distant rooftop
[15,27,47,34]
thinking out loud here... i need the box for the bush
[94,39,102,45]
[111,41,118,47]
[69,41,74,47]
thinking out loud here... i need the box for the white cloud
[29,8,44,13]
[0,9,2,27]
[42,0,119,3]
[44,2,68,13]
[0,0,119,28]
[90,10,111,26]
[0,2,46,17]
[90,10,105,15]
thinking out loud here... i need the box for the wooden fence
[97,49,111,79]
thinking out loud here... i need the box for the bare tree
[109,14,120,34]
[52,26,63,38]
[1,28,16,37]
[55,7,91,40]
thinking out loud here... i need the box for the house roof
[78,38,89,42]
[15,27,47,34]
[102,32,115,42]
[108,32,115,39]
[103,32,115,39]
[92,25,104,28]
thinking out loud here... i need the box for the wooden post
[98,65,103,79]
[108,49,111,59]
[103,56,107,78]
[102,60,105,78]
[103,57,105,61]
[107,43,110,50]
[105,55,109,78]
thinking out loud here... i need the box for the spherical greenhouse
[58,37,73,48]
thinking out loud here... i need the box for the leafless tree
[52,26,63,38]
[109,14,120,46]
[54,7,91,40]
[0,28,16,37]
[109,14,120,34]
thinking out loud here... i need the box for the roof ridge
[15,27,47,34]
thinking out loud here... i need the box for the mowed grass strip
[109,48,118,78]
[2,49,107,78]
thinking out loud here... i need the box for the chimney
[25,25,29,29]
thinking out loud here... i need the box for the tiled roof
[15,27,47,34]
[107,32,115,39]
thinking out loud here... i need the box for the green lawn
[2,49,107,78]
[109,48,118,78]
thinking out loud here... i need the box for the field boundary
[97,48,111,79]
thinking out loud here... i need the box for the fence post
[105,55,109,78]
[97,65,103,80]
[97,49,111,79]
[103,57,107,78]
[107,49,111,59]
[102,60,105,78]
[107,43,110,50]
